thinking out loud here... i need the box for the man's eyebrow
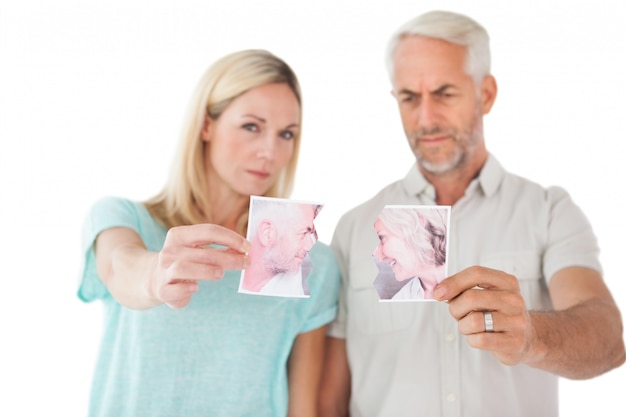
[397,89,418,96]
[432,84,457,94]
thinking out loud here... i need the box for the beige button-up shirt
[328,155,602,417]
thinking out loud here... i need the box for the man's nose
[304,232,316,251]
[417,96,439,128]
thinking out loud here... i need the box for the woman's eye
[280,130,295,140]
[242,123,258,132]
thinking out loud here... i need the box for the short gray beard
[417,139,466,175]
[413,108,484,175]
[264,245,296,275]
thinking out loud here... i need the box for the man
[319,10,625,417]
[240,198,318,297]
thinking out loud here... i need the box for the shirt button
[445,333,455,342]
[447,393,456,403]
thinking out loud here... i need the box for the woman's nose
[256,135,276,160]
[372,244,382,261]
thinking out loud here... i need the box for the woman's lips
[247,170,270,180]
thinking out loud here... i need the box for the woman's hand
[149,224,251,308]
[96,224,250,310]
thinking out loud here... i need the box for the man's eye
[436,91,455,100]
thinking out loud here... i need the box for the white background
[1,0,625,415]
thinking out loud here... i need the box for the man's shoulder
[500,170,571,202]
[338,178,406,225]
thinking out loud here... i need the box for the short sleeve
[543,186,602,282]
[77,197,144,302]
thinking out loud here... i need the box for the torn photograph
[372,205,450,301]
[239,196,322,298]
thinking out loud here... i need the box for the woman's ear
[201,115,213,142]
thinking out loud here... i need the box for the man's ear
[480,75,498,115]
[201,115,213,142]
[257,220,276,247]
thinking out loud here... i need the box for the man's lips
[418,135,449,144]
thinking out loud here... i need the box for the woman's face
[202,82,300,199]
[373,218,419,281]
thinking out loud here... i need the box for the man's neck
[421,152,487,206]
[243,266,273,292]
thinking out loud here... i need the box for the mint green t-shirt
[79,197,341,417]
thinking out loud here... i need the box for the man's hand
[434,265,535,365]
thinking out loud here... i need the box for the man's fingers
[435,265,519,301]
[458,310,499,335]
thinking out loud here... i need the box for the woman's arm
[95,224,250,309]
[287,326,327,417]
[318,336,351,417]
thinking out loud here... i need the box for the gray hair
[248,199,319,238]
[385,10,491,85]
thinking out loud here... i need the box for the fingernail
[188,283,198,293]
[242,240,251,253]
[434,286,446,300]
[242,255,250,269]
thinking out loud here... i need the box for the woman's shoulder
[308,240,337,265]
[87,196,154,222]
[89,195,141,212]
[85,196,160,234]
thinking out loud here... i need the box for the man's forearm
[526,297,625,379]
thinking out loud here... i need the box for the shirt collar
[401,153,505,200]
[477,153,505,197]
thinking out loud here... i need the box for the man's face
[391,36,486,174]
[265,204,317,275]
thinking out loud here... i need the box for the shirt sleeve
[77,197,142,303]
[543,186,603,282]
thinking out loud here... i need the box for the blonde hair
[378,207,447,266]
[144,49,302,234]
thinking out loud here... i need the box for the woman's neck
[205,188,249,233]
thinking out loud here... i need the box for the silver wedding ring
[483,311,494,333]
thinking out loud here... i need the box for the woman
[373,206,447,300]
[78,49,341,417]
